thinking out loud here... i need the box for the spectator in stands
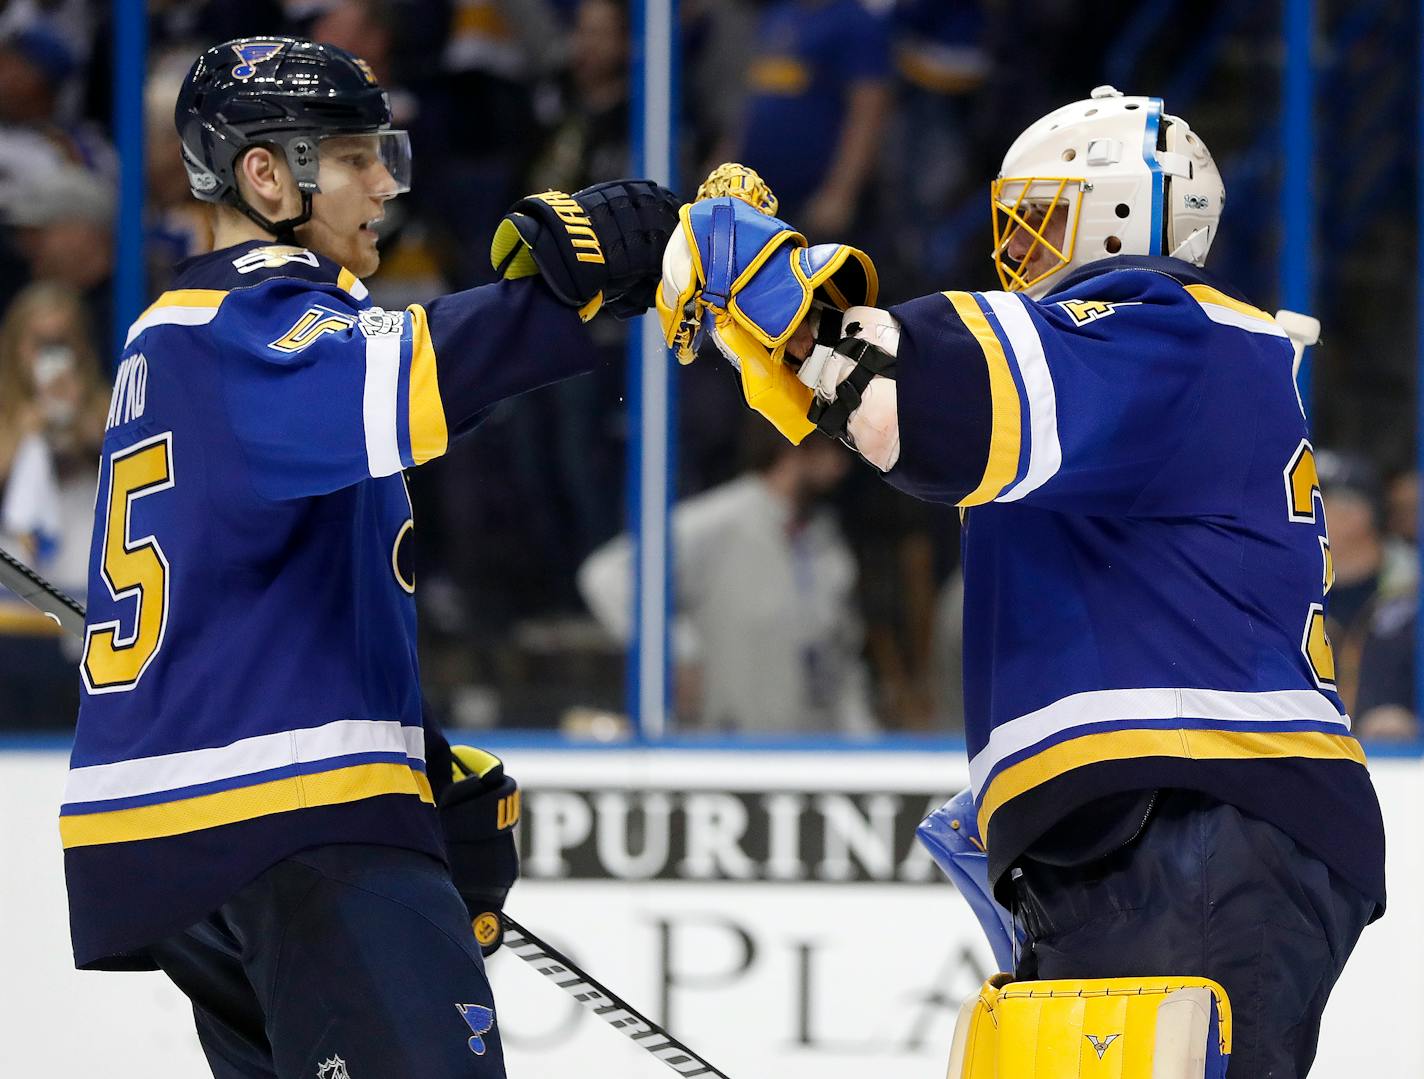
[729,0,892,238]
[0,22,112,176]
[529,0,629,193]
[1384,467,1418,546]
[681,0,757,166]
[502,0,633,568]
[0,280,108,729]
[424,0,565,288]
[5,164,115,359]
[1317,449,1417,715]
[881,0,990,295]
[579,423,875,735]
[1353,593,1418,742]
[144,59,211,293]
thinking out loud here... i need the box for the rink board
[1,746,1418,1079]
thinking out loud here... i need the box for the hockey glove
[491,178,682,321]
[438,745,521,956]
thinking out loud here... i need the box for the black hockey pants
[1013,790,1374,1079]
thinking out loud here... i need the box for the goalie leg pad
[948,976,1231,1079]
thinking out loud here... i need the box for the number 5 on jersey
[82,433,174,693]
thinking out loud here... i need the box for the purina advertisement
[3,748,1421,1078]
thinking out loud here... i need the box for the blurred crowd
[0,0,1419,742]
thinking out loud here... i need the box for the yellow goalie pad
[947,975,1231,1079]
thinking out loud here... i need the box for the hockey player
[63,38,677,1078]
[659,90,1384,1077]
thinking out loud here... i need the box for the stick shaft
[500,914,732,1078]
[0,546,86,637]
[0,549,735,1078]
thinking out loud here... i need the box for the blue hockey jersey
[886,256,1385,910]
[64,242,595,967]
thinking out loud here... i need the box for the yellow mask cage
[990,176,1085,293]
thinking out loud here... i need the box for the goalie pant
[1012,790,1374,1079]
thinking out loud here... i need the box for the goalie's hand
[438,745,521,956]
[491,178,681,321]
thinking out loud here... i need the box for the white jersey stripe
[63,719,426,805]
[362,332,403,476]
[981,292,1062,502]
[968,686,1350,795]
[124,306,221,348]
[1195,301,1289,338]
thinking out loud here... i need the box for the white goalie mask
[992,85,1225,297]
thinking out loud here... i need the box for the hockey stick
[0,545,86,637]
[500,914,731,1077]
[0,545,735,1079]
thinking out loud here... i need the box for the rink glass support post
[1416,0,1424,750]
[113,0,148,357]
[627,0,679,739]
[1280,0,1316,417]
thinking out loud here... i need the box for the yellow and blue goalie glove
[439,745,521,956]
[491,178,682,321]
[655,163,879,443]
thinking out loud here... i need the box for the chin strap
[232,190,314,245]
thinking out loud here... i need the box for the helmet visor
[990,176,1083,293]
[318,130,412,197]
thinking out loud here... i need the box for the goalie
[660,90,1383,1078]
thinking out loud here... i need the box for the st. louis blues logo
[456,1003,495,1056]
[230,41,285,80]
[1085,1032,1121,1059]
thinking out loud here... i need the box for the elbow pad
[800,305,901,471]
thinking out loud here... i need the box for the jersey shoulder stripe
[125,289,228,347]
[1184,283,1288,338]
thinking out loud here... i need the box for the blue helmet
[175,37,410,238]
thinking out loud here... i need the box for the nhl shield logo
[316,1055,350,1079]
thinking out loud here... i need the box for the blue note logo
[230,41,285,80]
[315,1055,350,1079]
[456,1003,495,1056]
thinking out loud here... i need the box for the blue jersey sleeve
[216,277,594,499]
[885,269,1295,515]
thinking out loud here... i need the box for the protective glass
[990,176,1084,293]
[318,130,412,196]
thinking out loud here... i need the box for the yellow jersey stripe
[143,288,229,315]
[977,727,1366,841]
[126,290,231,347]
[60,761,434,848]
[945,291,1023,506]
[406,303,449,464]
[337,267,370,300]
[1183,284,1275,324]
